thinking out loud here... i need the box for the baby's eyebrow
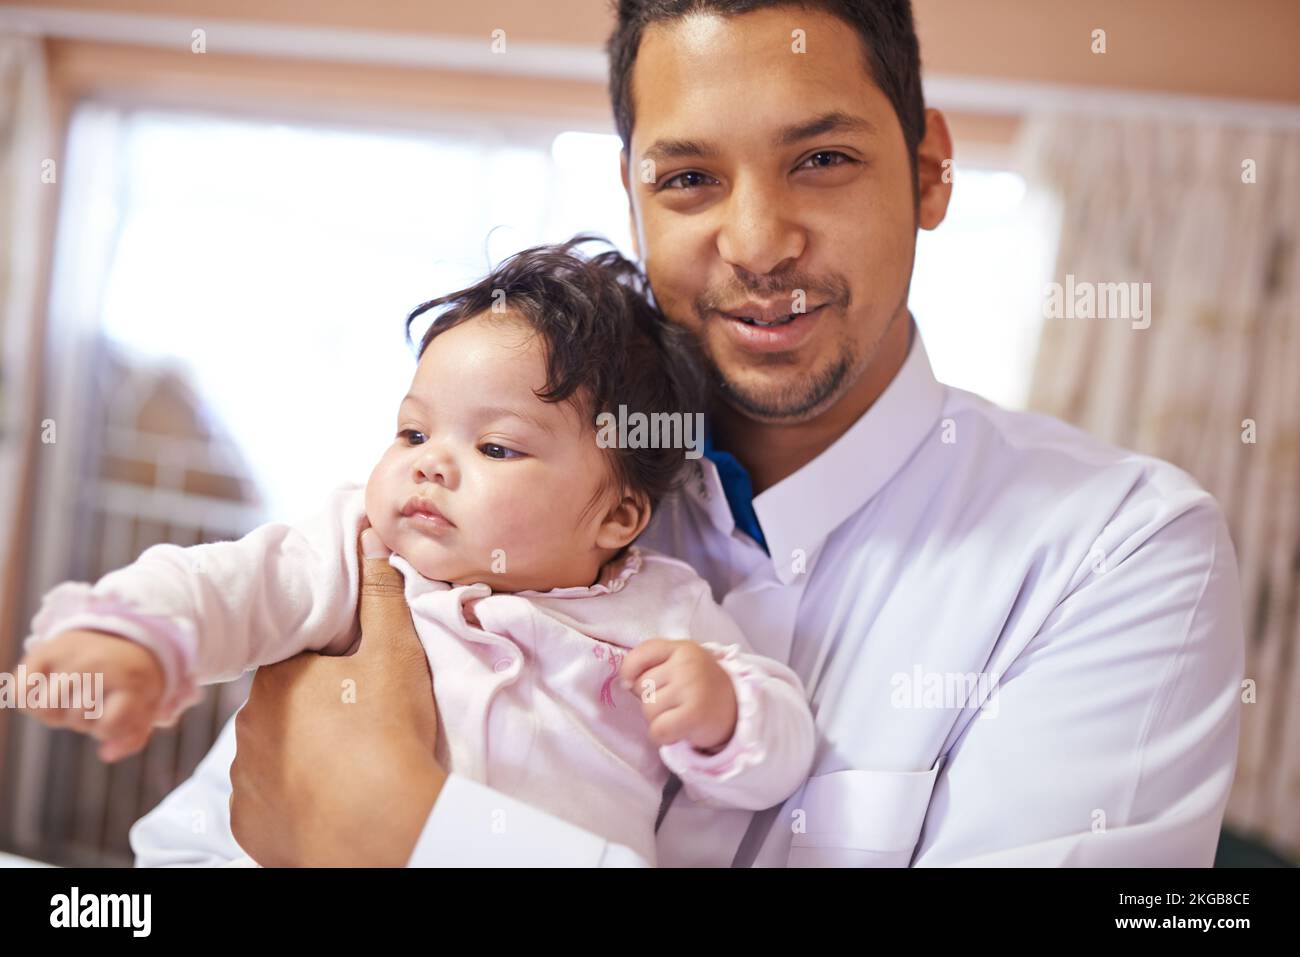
[400,394,556,435]
[472,403,557,436]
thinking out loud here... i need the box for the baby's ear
[595,490,652,550]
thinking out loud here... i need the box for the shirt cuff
[407,773,640,867]
[26,582,202,724]
[658,641,766,782]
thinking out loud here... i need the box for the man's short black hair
[405,235,708,513]
[606,0,926,178]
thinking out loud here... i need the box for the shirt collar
[685,317,947,584]
[759,318,946,581]
[701,429,769,553]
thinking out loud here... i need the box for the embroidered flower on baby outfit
[592,644,626,708]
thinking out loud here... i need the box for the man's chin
[715,360,853,424]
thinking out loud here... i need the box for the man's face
[622,7,933,423]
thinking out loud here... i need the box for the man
[132,0,1243,867]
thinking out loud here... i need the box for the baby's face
[366,311,623,592]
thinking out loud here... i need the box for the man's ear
[915,108,954,232]
[619,149,642,260]
[595,488,651,550]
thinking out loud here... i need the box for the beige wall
[42,38,613,132]
[11,0,1300,103]
[915,0,1300,104]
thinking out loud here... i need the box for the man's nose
[716,175,806,277]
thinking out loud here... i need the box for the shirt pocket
[788,759,942,868]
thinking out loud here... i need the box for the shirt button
[493,658,512,673]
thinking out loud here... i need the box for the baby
[19,237,815,866]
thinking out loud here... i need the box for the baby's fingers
[618,638,679,688]
[22,699,76,729]
[647,707,693,748]
[15,665,81,728]
[88,693,157,748]
[97,727,153,763]
[628,664,678,711]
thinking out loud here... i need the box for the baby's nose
[414,445,455,485]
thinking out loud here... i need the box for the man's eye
[479,443,521,460]
[658,170,716,191]
[398,429,427,446]
[797,150,854,170]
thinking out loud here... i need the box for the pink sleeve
[24,484,369,724]
[658,583,816,810]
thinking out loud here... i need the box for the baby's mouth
[401,496,455,530]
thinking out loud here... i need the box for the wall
[5,0,1298,102]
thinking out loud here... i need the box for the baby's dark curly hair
[405,235,709,515]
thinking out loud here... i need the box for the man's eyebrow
[775,110,877,147]
[642,136,720,164]
[641,111,876,165]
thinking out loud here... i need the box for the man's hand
[229,524,445,867]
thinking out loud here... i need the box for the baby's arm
[20,484,372,742]
[620,583,816,811]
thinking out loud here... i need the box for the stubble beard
[710,347,859,424]
[705,302,907,425]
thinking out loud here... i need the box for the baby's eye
[398,429,427,446]
[479,443,521,460]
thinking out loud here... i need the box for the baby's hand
[619,638,738,752]
[18,629,167,762]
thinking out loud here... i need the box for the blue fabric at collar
[701,427,769,554]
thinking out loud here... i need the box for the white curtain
[1023,112,1300,858]
[0,34,49,593]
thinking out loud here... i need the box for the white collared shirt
[131,321,1244,867]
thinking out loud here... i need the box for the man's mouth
[712,301,828,352]
[729,313,800,327]
[716,299,828,326]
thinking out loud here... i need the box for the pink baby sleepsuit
[27,484,816,864]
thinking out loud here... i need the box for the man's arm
[913,495,1244,866]
[133,709,650,867]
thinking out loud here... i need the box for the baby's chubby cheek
[362,465,400,552]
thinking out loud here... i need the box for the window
[63,108,1056,522]
[89,109,633,521]
[911,166,1061,409]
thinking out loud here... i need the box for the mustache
[695,273,852,316]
